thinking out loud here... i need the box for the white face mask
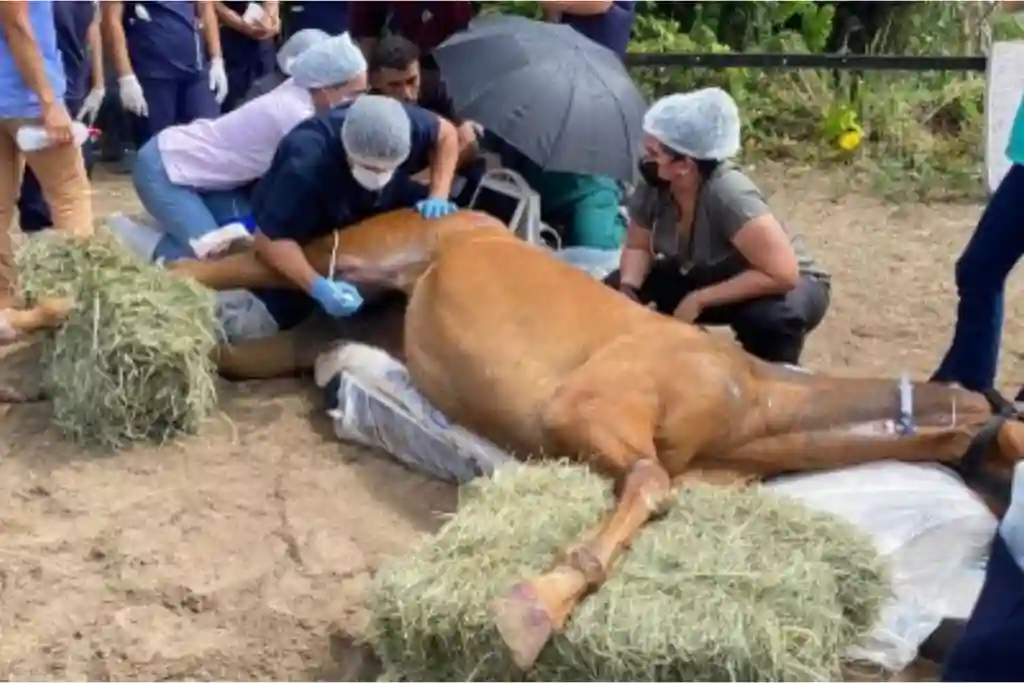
[350,164,394,191]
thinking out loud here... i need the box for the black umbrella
[432,14,647,182]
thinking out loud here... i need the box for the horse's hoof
[491,580,553,671]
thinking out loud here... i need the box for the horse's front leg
[489,350,683,671]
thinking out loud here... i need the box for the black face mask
[637,159,666,188]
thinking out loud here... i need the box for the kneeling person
[250,93,460,328]
[606,88,831,365]
[368,35,484,206]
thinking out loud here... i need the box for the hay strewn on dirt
[16,229,218,448]
[369,462,891,682]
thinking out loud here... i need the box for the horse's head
[309,209,513,294]
[950,388,1024,517]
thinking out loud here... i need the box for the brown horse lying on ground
[7,209,1023,670]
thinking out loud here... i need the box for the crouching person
[248,93,459,330]
[604,88,831,365]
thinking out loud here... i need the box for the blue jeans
[942,533,1024,680]
[132,137,253,260]
[932,163,1024,392]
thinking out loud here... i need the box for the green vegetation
[487,1,1021,202]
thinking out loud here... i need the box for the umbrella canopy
[432,14,648,181]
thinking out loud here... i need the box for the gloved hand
[118,74,148,117]
[416,196,458,220]
[209,57,229,105]
[75,86,106,125]
[310,276,363,318]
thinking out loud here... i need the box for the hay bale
[369,462,891,681]
[15,229,218,448]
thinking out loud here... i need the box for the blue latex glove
[310,276,363,318]
[415,196,457,220]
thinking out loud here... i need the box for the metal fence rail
[624,53,987,72]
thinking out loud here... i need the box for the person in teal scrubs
[481,131,626,250]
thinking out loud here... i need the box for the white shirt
[158,78,314,190]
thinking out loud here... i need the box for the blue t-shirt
[0,0,66,118]
[559,1,635,60]
[252,100,440,245]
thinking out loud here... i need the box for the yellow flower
[837,128,863,152]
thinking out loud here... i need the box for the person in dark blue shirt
[101,1,228,147]
[215,1,279,113]
[539,1,635,61]
[249,94,459,325]
[282,1,349,38]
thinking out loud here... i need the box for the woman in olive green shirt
[604,87,831,365]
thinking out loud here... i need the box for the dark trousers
[942,532,1024,681]
[132,73,220,148]
[604,258,831,365]
[17,96,84,233]
[932,163,1024,395]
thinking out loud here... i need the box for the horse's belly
[403,241,638,455]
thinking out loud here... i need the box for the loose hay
[369,462,892,682]
[16,229,218,448]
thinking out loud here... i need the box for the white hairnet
[341,95,411,166]
[291,32,367,89]
[277,28,330,75]
[642,87,742,160]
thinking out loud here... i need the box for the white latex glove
[209,57,229,105]
[75,86,106,124]
[118,74,148,117]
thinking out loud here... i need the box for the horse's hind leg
[490,349,686,670]
[214,313,339,379]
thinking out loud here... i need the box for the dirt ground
[1,164,1020,680]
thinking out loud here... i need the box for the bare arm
[0,1,58,108]
[696,215,800,308]
[87,11,104,90]
[101,1,133,78]
[253,231,320,293]
[262,0,279,31]
[618,222,653,289]
[214,1,250,33]
[429,118,460,199]
[198,0,223,59]
[1002,1,1024,12]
